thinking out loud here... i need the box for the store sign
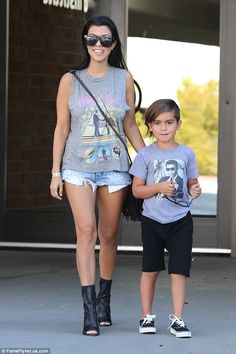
[42,0,83,11]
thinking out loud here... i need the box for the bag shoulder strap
[69,69,132,165]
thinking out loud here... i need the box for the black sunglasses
[166,167,176,171]
[84,34,113,48]
[165,196,193,208]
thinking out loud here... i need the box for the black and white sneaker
[168,314,191,338]
[139,314,156,334]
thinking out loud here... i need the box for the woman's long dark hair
[75,16,127,70]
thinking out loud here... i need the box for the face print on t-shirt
[153,159,184,199]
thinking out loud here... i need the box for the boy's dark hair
[144,99,180,136]
[76,16,127,70]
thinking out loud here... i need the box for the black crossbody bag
[70,69,143,221]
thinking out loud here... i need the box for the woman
[50,15,145,336]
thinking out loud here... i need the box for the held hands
[50,176,63,200]
[189,183,201,199]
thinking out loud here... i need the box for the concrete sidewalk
[0,249,236,354]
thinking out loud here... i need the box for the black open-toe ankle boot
[81,285,99,336]
[96,278,112,326]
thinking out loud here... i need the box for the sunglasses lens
[100,37,113,47]
[84,36,97,46]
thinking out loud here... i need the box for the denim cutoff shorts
[61,169,132,193]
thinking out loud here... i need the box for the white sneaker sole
[139,327,157,334]
[170,328,191,338]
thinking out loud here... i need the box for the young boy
[129,99,201,338]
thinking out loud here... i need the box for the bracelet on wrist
[51,172,61,177]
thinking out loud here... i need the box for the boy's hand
[189,183,201,199]
[159,180,175,196]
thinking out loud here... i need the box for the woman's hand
[50,176,63,200]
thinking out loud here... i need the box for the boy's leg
[169,274,191,337]
[139,271,158,334]
[139,216,165,334]
[170,273,187,318]
[167,212,193,315]
[140,216,165,317]
[140,271,159,317]
[166,212,193,338]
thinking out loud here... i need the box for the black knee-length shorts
[141,212,193,277]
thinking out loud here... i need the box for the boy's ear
[177,120,182,130]
[148,122,152,133]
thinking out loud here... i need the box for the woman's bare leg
[97,186,127,279]
[65,182,97,285]
[95,186,127,326]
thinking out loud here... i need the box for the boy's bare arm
[188,179,201,198]
[132,176,175,199]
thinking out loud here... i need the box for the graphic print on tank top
[81,101,122,165]
[153,159,184,201]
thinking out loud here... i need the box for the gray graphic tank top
[62,67,130,172]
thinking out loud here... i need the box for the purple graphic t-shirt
[62,67,130,172]
[129,143,199,224]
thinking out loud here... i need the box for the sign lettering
[42,0,83,11]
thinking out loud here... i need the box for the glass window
[127,38,219,215]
